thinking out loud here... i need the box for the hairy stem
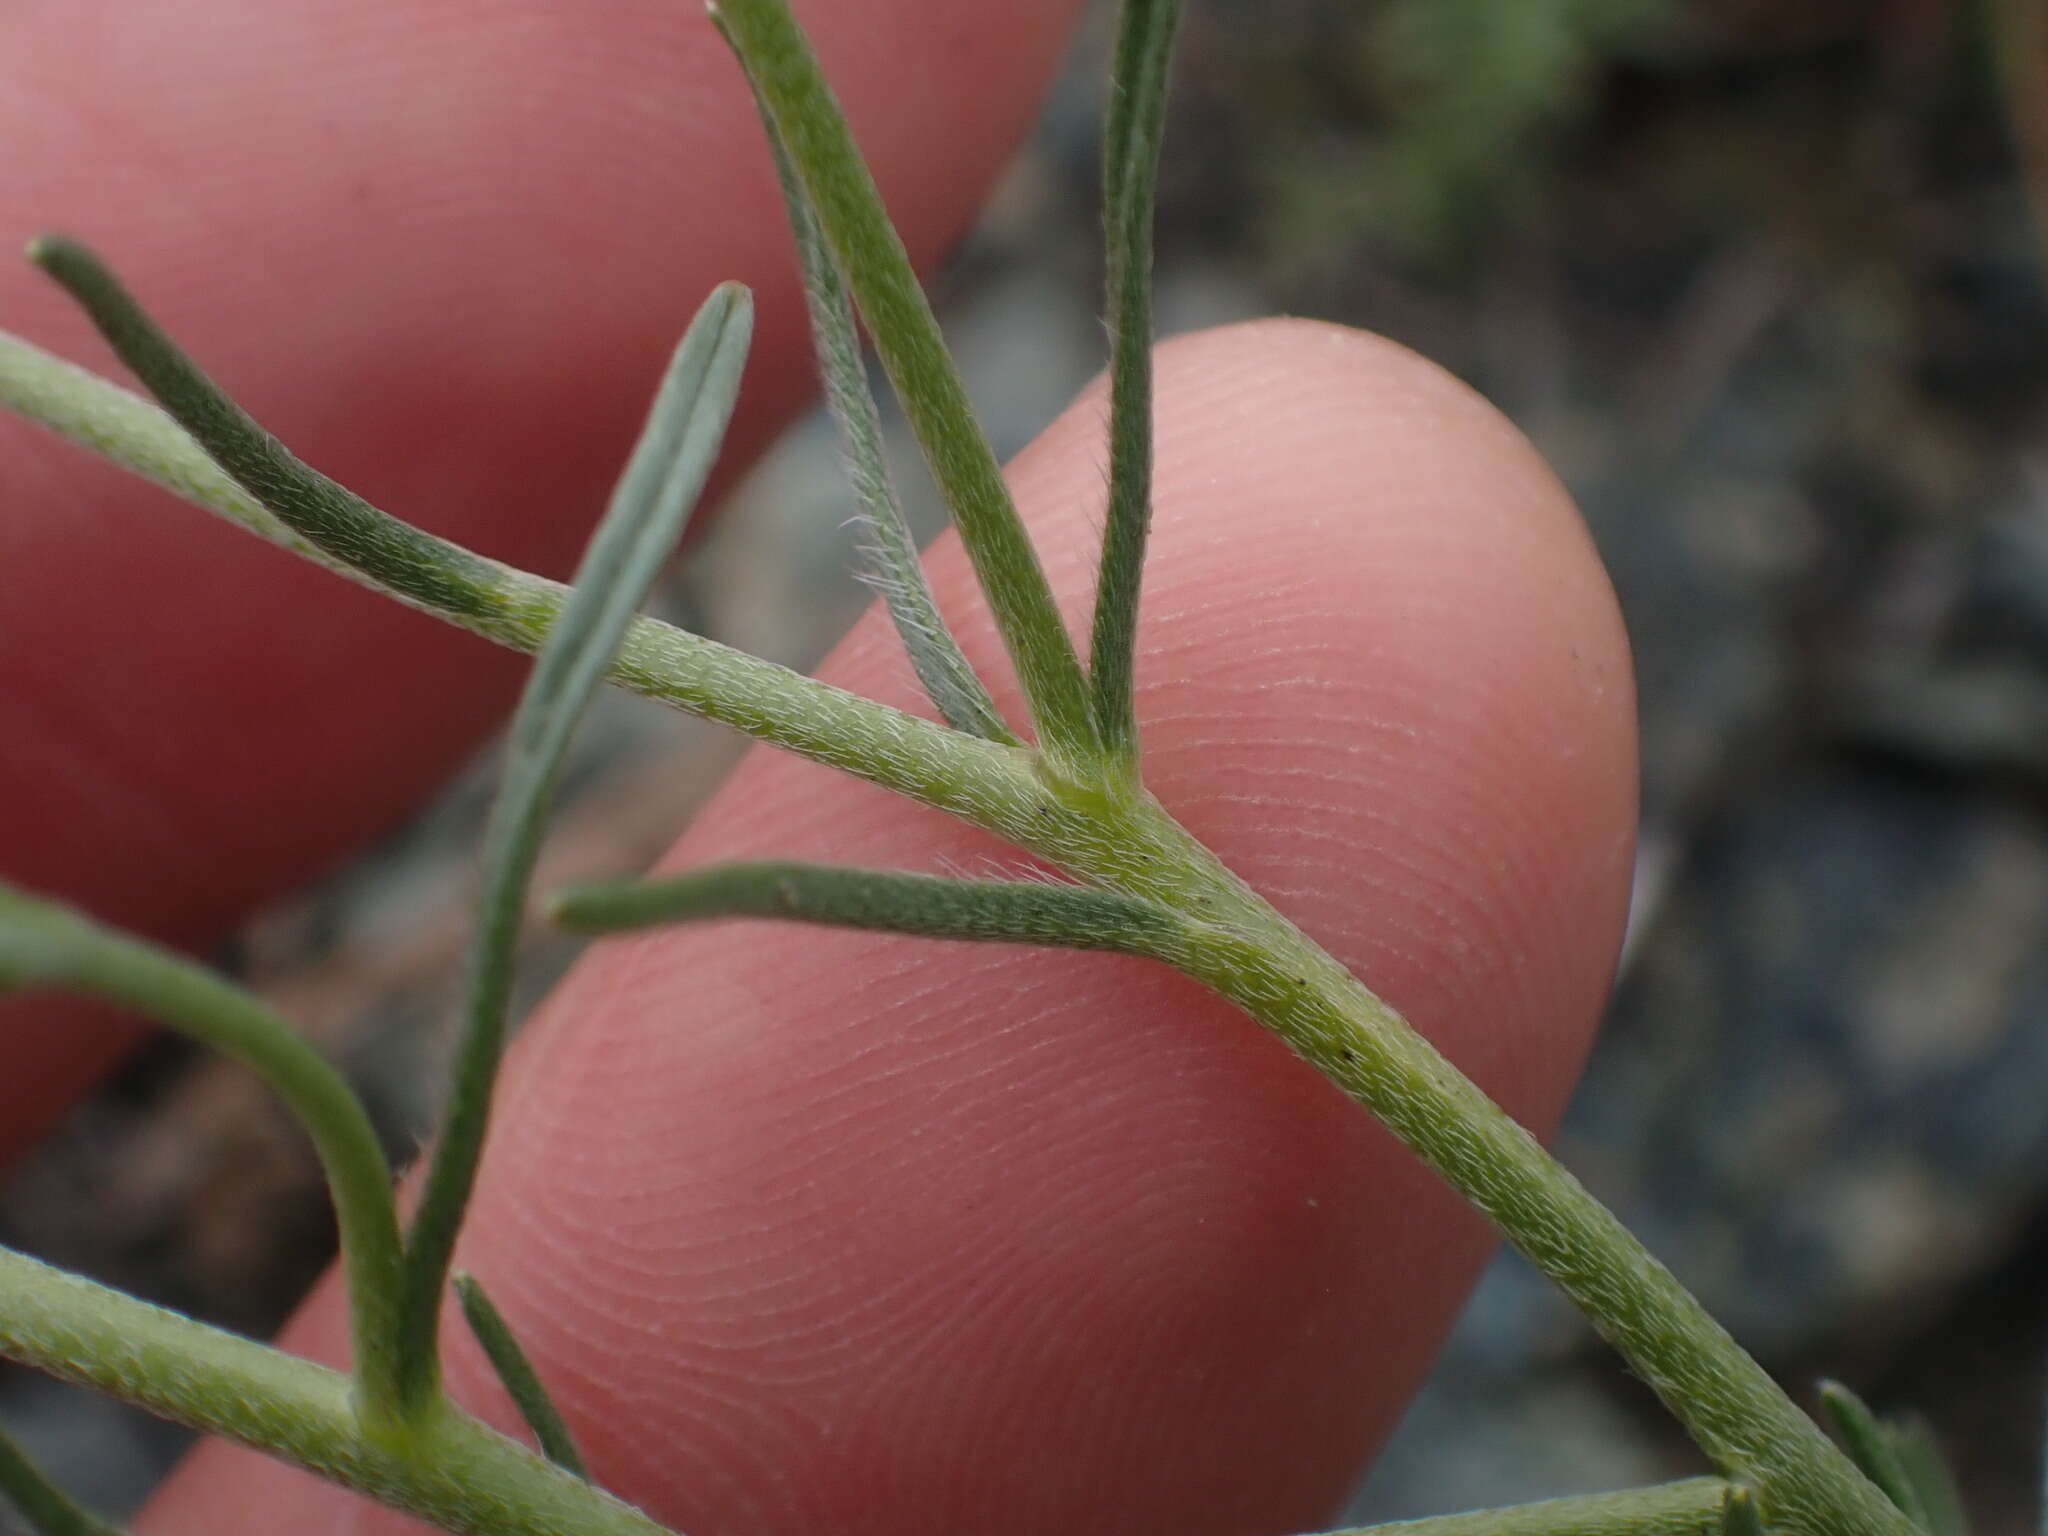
[712,0,1101,768]
[0,888,408,1431]
[1089,0,1180,770]
[1318,1479,1730,1536]
[0,1246,676,1536]
[995,791,1914,1536]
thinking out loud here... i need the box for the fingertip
[142,318,1637,1536]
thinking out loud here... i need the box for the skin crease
[0,0,1082,1160]
[141,320,1640,1535]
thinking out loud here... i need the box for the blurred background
[7,0,2048,1529]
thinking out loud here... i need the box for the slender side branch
[454,1273,588,1479]
[395,284,752,1416]
[0,1425,125,1536]
[0,886,407,1430]
[0,1246,675,1536]
[553,859,1188,956]
[720,21,1014,744]
[712,0,1102,768]
[1089,0,1181,770]
[0,328,1042,827]
[1314,1479,1730,1536]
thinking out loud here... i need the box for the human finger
[0,0,1082,1158]
[144,318,1637,1534]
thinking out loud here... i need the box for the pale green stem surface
[0,1246,677,1536]
[1315,1478,1729,1536]
[711,0,1101,768]
[0,886,408,1431]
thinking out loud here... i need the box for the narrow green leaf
[0,883,407,1430]
[1308,1479,1730,1536]
[0,1243,676,1536]
[395,284,754,1415]
[1088,0,1182,770]
[1818,1381,1930,1530]
[0,323,1028,825]
[452,1272,587,1479]
[0,1424,124,1536]
[1887,1417,1969,1536]
[716,17,1013,745]
[28,237,513,629]
[552,859,1187,958]
[711,0,1101,767]
[1720,1486,1767,1536]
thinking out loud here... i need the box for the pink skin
[147,323,1637,1533]
[1,3,1638,1532]
[0,0,1077,1157]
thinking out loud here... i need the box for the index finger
[0,0,1081,1158]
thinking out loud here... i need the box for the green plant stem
[0,327,1034,823]
[453,1273,588,1479]
[0,312,1903,1535]
[0,1246,677,1536]
[0,1424,125,1536]
[992,791,1914,1536]
[1315,1479,1730,1536]
[711,0,1102,770]
[0,886,409,1433]
[1089,0,1180,771]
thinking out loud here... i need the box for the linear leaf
[711,0,1100,766]
[395,284,753,1413]
[1819,1381,1930,1530]
[0,883,407,1428]
[1089,0,1181,770]
[29,237,515,629]
[0,320,1020,822]
[1887,1417,1969,1536]
[716,19,1013,744]
[453,1272,587,1479]
[553,860,1187,958]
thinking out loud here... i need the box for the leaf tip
[23,232,79,276]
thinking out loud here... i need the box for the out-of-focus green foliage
[1251,0,1673,262]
